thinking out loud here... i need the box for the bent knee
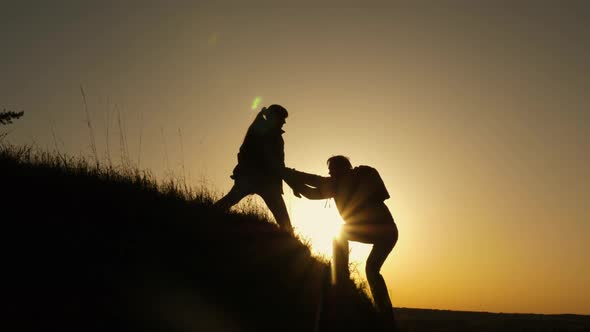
[365,263,381,279]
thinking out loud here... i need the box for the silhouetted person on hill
[284,156,398,328]
[214,105,293,233]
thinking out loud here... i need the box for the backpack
[353,165,390,203]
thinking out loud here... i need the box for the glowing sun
[288,196,374,280]
[289,198,343,257]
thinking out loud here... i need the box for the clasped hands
[282,167,305,198]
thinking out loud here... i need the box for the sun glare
[289,197,374,281]
[290,199,343,257]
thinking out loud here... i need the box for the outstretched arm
[284,168,334,200]
[296,184,332,200]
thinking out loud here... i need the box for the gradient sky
[2,2,589,315]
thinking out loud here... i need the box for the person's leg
[332,235,350,285]
[259,192,293,233]
[366,241,395,313]
[365,232,398,330]
[214,181,250,211]
[336,223,396,287]
[341,221,398,328]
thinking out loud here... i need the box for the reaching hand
[283,167,303,198]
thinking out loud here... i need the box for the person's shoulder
[352,165,377,177]
[355,165,377,171]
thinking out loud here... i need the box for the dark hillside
[1,147,379,332]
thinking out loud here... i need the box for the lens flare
[251,96,262,110]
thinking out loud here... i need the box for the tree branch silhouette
[0,109,24,125]
[0,109,25,140]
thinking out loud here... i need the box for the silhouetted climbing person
[215,105,293,233]
[284,156,398,329]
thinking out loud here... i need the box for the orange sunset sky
[2,2,589,315]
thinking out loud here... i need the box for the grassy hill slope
[1,146,379,332]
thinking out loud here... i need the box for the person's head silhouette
[327,155,352,179]
[264,104,288,130]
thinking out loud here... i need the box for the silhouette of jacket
[285,168,393,225]
[232,112,285,194]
